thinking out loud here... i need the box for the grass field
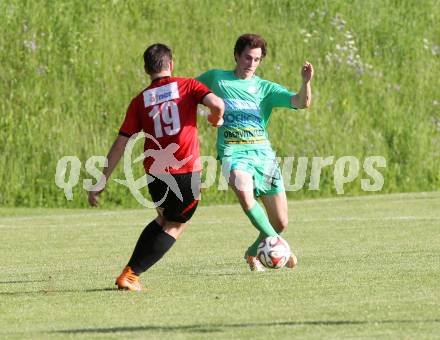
[1,0,439,207]
[1,192,439,339]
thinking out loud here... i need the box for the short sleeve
[196,69,215,88]
[266,82,297,110]
[190,79,211,104]
[119,97,142,137]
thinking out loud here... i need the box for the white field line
[0,210,149,222]
[1,197,439,223]
[291,216,440,223]
[286,191,440,205]
[0,215,438,229]
[1,191,438,222]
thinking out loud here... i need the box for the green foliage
[1,193,440,338]
[0,0,439,207]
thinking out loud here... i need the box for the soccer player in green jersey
[197,33,314,271]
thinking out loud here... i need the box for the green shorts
[220,148,285,197]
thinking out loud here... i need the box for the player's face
[234,47,262,80]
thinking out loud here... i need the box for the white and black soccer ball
[257,236,291,269]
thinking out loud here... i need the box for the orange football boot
[115,266,143,291]
[244,252,266,272]
[285,253,298,269]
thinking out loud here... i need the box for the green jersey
[197,69,296,158]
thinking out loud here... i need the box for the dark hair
[234,33,267,59]
[143,43,172,74]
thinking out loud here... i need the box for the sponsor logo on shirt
[224,113,262,125]
[223,128,267,144]
[143,82,180,107]
[219,80,238,87]
[224,99,260,115]
[247,86,258,94]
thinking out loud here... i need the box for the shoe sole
[115,280,142,292]
[285,254,298,269]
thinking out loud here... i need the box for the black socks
[128,220,176,275]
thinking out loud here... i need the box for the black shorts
[147,172,201,223]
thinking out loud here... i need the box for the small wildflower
[423,38,430,50]
[345,31,353,39]
[36,65,46,76]
[373,70,383,78]
[326,100,334,109]
[23,39,37,51]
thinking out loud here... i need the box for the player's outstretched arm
[88,135,129,206]
[292,61,314,109]
[203,93,225,127]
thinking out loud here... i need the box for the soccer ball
[257,236,291,269]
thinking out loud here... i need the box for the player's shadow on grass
[55,319,440,335]
[0,288,116,295]
[0,279,49,284]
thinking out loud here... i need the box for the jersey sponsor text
[143,82,180,107]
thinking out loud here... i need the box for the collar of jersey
[151,76,171,83]
[230,70,257,81]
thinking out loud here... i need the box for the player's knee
[274,216,288,233]
[235,192,254,211]
[242,199,255,211]
[155,215,165,227]
[163,221,187,239]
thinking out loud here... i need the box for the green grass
[1,192,439,339]
[1,0,439,207]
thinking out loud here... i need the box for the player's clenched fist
[301,61,314,83]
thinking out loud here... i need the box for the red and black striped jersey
[119,76,210,174]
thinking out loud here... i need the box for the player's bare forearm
[291,61,314,109]
[88,135,128,207]
[203,93,225,127]
[103,135,129,181]
[292,81,312,109]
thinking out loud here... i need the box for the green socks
[247,234,264,257]
[245,201,278,256]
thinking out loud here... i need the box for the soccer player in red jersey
[88,43,224,291]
